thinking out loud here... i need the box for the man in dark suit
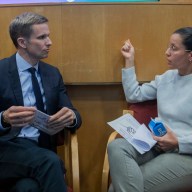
[0,12,82,192]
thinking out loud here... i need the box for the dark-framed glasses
[167,44,192,52]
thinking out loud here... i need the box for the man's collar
[16,52,39,72]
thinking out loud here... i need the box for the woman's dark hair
[173,27,192,51]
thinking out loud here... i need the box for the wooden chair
[101,110,132,192]
[101,100,192,192]
[102,100,157,192]
[63,129,80,192]
[0,129,80,192]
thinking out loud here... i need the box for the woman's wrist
[125,59,134,68]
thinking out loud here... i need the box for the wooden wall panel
[64,85,127,192]
[60,3,192,83]
[1,3,192,83]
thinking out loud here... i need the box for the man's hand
[153,127,179,152]
[3,106,36,128]
[48,107,75,130]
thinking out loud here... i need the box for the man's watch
[1,111,11,128]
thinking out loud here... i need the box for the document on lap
[31,110,63,135]
[107,114,157,154]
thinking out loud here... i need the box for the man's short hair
[9,12,48,48]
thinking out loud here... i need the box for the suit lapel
[8,55,24,106]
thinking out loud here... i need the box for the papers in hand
[107,114,157,154]
[31,110,63,135]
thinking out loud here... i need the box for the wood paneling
[1,3,192,83]
[60,3,192,83]
[64,85,127,192]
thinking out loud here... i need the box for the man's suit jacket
[0,54,82,150]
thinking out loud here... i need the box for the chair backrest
[56,129,80,191]
[128,100,157,126]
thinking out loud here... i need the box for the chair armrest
[71,133,80,192]
[101,131,119,192]
[64,129,80,192]
[123,109,133,115]
[101,109,133,192]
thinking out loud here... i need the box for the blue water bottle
[148,118,167,137]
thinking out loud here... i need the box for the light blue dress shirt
[0,53,46,141]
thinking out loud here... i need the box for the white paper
[31,110,63,135]
[107,114,157,154]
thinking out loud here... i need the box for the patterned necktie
[28,67,45,112]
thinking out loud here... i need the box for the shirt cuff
[0,111,11,130]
